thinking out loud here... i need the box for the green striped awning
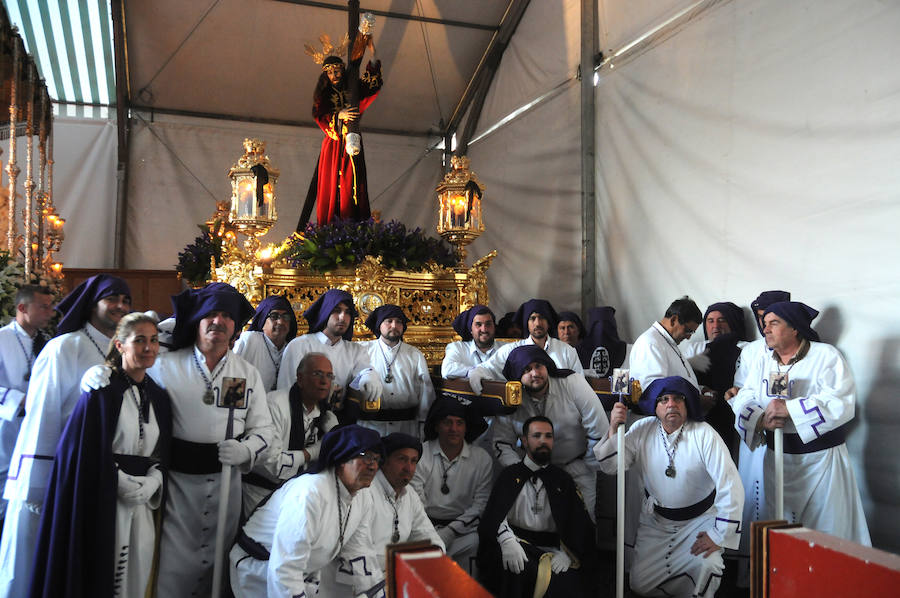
[3,0,115,109]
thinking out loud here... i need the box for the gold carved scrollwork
[462,250,497,310]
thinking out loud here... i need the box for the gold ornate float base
[214,252,497,366]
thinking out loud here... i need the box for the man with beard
[478,416,596,597]
[358,305,435,437]
[494,346,608,522]
[441,305,505,379]
[278,289,381,420]
[233,295,298,391]
[411,398,493,574]
[299,37,383,226]
[242,353,339,516]
[317,432,444,597]
[229,425,385,598]
[468,299,582,395]
[0,275,131,598]
[595,377,743,598]
[730,301,870,545]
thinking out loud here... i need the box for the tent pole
[580,0,598,311]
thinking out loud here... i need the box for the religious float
[178,137,496,367]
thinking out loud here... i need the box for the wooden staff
[211,393,237,598]
[774,427,784,520]
[616,404,625,598]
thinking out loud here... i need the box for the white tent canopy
[24,0,900,553]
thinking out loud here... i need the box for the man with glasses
[629,296,705,392]
[242,353,339,516]
[230,425,386,597]
[234,296,298,391]
[595,376,743,598]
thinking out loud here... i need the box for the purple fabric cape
[248,295,298,341]
[55,274,131,335]
[577,306,627,374]
[29,372,172,598]
[750,290,791,335]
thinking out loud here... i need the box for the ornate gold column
[6,34,20,254]
[23,64,35,278]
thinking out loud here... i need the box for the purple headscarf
[557,311,585,340]
[452,304,495,341]
[381,432,423,458]
[579,306,627,373]
[170,282,254,350]
[310,425,382,473]
[423,397,488,442]
[764,301,820,343]
[249,295,298,341]
[638,376,704,422]
[364,304,409,336]
[513,299,559,339]
[302,289,358,341]
[750,290,791,335]
[703,302,747,341]
[502,345,574,382]
[56,274,132,335]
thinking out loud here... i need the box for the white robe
[629,321,699,391]
[242,388,338,516]
[0,324,110,598]
[595,418,743,598]
[730,341,870,545]
[0,322,35,519]
[492,374,609,521]
[112,384,164,598]
[471,336,583,382]
[440,339,505,379]
[229,471,382,598]
[277,332,377,396]
[410,440,492,572]
[233,330,284,391]
[359,339,435,438]
[318,470,444,597]
[150,346,274,598]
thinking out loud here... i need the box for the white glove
[687,352,712,374]
[549,548,572,573]
[119,473,162,507]
[468,366,487,395]
[80,364,112,392]
[218,439,252,466]
[436,525,456,549]
[345,132,362,156]
[117,469,142,498]
[500,539,528,574]
[358,376,382,403]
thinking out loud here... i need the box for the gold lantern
[436,155,485,267]
[228,138,279,254]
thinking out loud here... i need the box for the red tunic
[312,60,383,224]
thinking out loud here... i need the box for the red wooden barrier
[389,548,492,598]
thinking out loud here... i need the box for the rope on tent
[414,0,445,126]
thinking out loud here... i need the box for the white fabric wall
[123,113,442,270]
[594,0,900,552]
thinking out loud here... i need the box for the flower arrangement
[277,219,456,272]
[0,250,61,326]
[176,226,224,286]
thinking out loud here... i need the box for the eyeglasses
[656,395,686,405]
[266,313,292,322]
[356,451,381,464]
[309,370,335,381]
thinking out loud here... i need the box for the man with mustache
[142,283,274,597]
[478,416,597,597]
[229,425,385,598]
[233,295,298,392]
[467,299,582,395]
[277,289,381,421]
[595,376,743,598]
[358,305,435,437]
[494,345,608,522]
[411,398,493,574]
[0,274,131,598]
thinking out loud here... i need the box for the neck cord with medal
[377,339,400,383]
[335,472,353,547]
[653,326,690,373]
[383,485,401,543]
[12,326,36,382]
[658,420,684,478]
[192,349,229,405]
[439,454,457,494]
[124,372,151,454]
[263,336,282,391]
[529,474,547,514]
[83,326,108,359]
